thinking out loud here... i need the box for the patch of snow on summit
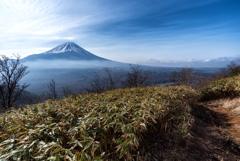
[43,42,92,55]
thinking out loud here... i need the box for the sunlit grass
[199,74,240,101]
[0,86,198,160]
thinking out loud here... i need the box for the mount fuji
[23,42,109,61]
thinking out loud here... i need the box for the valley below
[20,66,217,96]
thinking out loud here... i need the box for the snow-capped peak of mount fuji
[23,42,110,61]
[43,42,91,55]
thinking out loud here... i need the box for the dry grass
[204,98,240,113]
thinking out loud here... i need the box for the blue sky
[0,0,239,65]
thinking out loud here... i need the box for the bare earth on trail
[186,97,240,160]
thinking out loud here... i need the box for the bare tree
[227,60,240,76]
[169,70,178,85]
[83,72,105,93]
[170,61,240,90]
[0,55,29,110]
[46,79,58,99]
[213,60,240,79]
[83,65,149,93]
[169,67,199,87]
[62,85,73,97]
[103,68,121,90]
[169,66,213,89]
[212,68,229,80]
[122,64,149,88]
[83,68,121,93]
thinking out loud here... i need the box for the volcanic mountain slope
[23,42,109,61]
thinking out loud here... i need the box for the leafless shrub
[44,79,58,99]
[227,60,240,76]
[194,75,213,89]
[83,68,121,93]
[213,68,229,80]
[122,64,149,88]
[213,60,240,79]
[62,85,73,97]
[103,68,121,90]
[0,55,29,110]
[169,66,212,89]
[83,72,105,93]
[169,67,197,87]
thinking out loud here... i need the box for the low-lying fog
[20,60,218,97]
[24,60,127,69]
[21,60,131,96]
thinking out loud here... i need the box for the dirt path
[204,98,240,145]
[185,98,240,160]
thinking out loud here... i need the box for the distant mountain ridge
[23,42,108,61]
[145,56,240,68]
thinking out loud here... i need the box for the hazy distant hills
[146,56,240,68]
[23,42,109,61]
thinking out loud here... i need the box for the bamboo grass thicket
[199,74,240,101]
[0,85,198,160]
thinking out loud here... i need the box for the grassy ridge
[0,86,197,160]
[199,75,240,101]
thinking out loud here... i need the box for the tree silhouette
[122,64,149,88]
[0,55,29,110]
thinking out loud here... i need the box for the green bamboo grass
[0,86,198,160]
[199,74,240,101]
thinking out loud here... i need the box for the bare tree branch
[169,66,212,89]
[83,72,105,93]
[122,64,149,88]
[83,68,121,93]
[213,60,240,79]
[0,54,29,110]
[63,85,73,97]
[103,67,121,90]
[47,79,58,99]
[169,67,197,86]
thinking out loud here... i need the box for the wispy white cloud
[0,0,138,37]
[0,0,101,56]
[1,0,81,36]
[0,0,239,64]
